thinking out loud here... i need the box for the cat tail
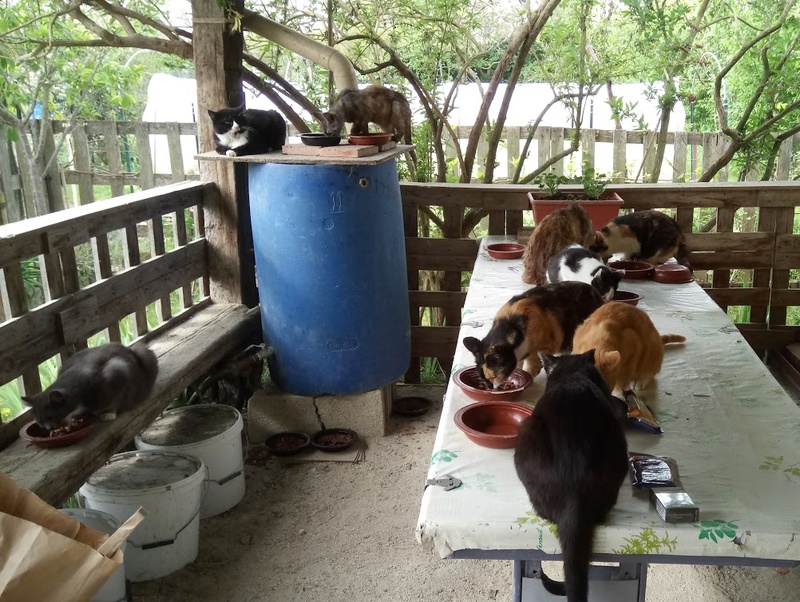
[542,507,594,601]
[661,334,686,345]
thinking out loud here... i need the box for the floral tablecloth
[416,236,800,565]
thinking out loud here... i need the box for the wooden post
[192,0,256,307]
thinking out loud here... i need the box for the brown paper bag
[0,473,143,602]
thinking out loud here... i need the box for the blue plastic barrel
[248,159,411,396]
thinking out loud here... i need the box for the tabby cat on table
[522,203,596,286]
[515,350,628,602]
[591,209,690,266]
[572,301,686,399]
[22,343,159,430]
[462,281,604,387]
[208,106,287,157]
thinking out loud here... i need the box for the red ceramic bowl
[609,260,654,279]
[453,366,532,402]
[454,401,533,449]
[349,133,392,146]
[20,415,98,449]
[486,243,525,260]
[653,264,694,284]
[611,290,641,306]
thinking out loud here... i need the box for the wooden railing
[400,181,800,382]
[0,181,213,403]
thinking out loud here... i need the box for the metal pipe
[241,10,358,94]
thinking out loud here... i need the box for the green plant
[575,167,611,200]
[534,172,569,197]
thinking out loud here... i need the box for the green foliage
[534,173,569,197]
[574,167,610,199]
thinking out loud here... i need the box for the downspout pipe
[241,10,358,94]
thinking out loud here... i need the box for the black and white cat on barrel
[208,106,287,157]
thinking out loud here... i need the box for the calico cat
[546,244,624,300]
[514,350,628,602]
[22,343,159,430]
[322,85,413,145]
[462,281,604,386]
[590,209,690,266]
[572,301,686,398]
[522,203,596,286]
[207,106,287,157]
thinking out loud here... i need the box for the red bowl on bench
[454,401,533,449]
[20,415,98,449]
[486,243,525,260]
[453,367,532,402]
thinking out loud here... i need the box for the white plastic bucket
[134,404,245,519]
[59,508,127,602]
[79,450,205,582]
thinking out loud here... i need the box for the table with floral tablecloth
[416,235,800,601]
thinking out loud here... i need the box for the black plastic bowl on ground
[265,432,311,456]
[311,428,358,452]
[392,396,433,417]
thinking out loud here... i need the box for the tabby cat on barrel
[22,343,159,430]
[514,350,628,602]
[322,85,413,145]
[462,281,604,386]
[522,203,596,286]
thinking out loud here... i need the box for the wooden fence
[2,121,798,225]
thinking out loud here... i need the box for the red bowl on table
[608,260,654,279]
[349,133,393,146]
[486,243,526,260]
[611,290,641,306]
[454,401,533,449]
[653,264,694,284]
[453,367,532,402]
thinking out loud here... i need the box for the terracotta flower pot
[528,190,624,230]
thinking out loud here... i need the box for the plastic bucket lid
[136,405,240,447]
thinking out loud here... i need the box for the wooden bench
[0,304,260,505]
[0,181,260,505]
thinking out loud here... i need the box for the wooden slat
[409,290,468,308]
[769,289,800,306]
[684,232,773,252]
[581,129,596,169]
[0,181,210,267]
[174,209,193,309]
[135,122,156,189]
[0,240,207,382]
[688,252,773,269]
[148,216,172,322]
[672,131,687,182]
[102,121,125,198]
[771,207,795,327]
[705,287,771,307]
[166,123,186,183]
[403,196,421,383]
[71,127,94,205]
[612,129,626,183]
[411,325,460,358]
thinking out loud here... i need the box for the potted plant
[528,167,624,229]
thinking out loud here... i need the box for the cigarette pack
[650,487,700,523]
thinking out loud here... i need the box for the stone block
[246,385,391,443]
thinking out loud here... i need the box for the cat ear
[579,349,596,364]
[20,396,33,406]
[207,109,217,119]
[462,337,482,355]
[48,390,67,405]
[540,353,557,373]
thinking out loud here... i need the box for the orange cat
[571,301,685,396]
[522,203,595,286]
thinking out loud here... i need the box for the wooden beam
[192,0,255,306]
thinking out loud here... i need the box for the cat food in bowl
[311,428,358,452]
[454,401,533,449]
[486,243,525,260]
[265,432,311,456]
[300,133,342,147]
[349,133,392,146]
[20,414,98,449]
[608,260,654,279]
[393,396,432,417]
[653,264,694,284]
[611,290,641,306]
[453,367,532,402]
